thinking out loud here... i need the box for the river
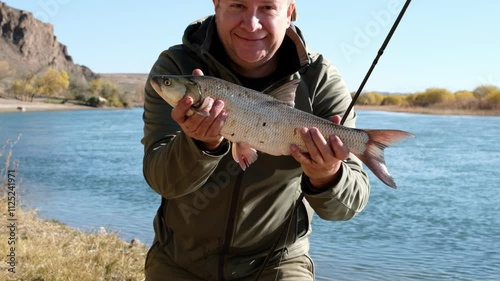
[1,108,499,280]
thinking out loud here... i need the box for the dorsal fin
[262,79,300,107]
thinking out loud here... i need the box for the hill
[0,2,146,107]
[0,2,96,91]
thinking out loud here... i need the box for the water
[1,108,499,280]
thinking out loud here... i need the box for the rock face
[0,2,96,85]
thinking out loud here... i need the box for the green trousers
[145,243,314,281]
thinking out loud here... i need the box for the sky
[3,0,500,93]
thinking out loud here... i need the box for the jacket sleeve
[142,50,230,199]
[300,53,371,221]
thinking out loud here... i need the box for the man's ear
[288,3,296,22]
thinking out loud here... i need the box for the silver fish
[150,75,414,188]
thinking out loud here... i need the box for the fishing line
[254,1,412,280]
[341,0,412,125]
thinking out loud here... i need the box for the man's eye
[230,4,244,9]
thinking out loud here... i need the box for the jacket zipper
[218,170,245,281]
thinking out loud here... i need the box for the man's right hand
[171,69,228,151]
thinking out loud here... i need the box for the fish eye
[163,79,172,86]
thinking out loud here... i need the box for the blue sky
[4,0,500,93]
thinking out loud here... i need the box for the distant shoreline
[1,97,499,116]
[0,97,96,113]
[355,105,500,116]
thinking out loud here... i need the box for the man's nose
[240,9,261,32]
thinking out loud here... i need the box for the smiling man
[142,0,371,280]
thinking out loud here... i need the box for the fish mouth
[150,76,163,95]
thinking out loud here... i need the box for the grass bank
[1,139,147,280]
[0,196,148,280]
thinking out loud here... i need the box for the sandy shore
[0,97,95,113]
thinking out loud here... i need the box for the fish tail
[353,130,415,188]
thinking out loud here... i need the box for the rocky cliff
[0,2,96,88]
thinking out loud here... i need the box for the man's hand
[171,69,228,151]
[290,115,350,189]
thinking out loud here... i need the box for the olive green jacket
[142,16,370,280]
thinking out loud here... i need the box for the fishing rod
[254,1,412,280]
[341,0,412,125]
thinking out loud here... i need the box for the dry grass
[0,139,148,281]
[0,202,147,281]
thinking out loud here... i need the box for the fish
[150,75,414,188]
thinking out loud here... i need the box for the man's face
[213,0,294,71]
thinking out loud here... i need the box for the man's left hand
[290,115,350,190]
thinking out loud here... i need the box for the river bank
[355,105,500,116]
[0,97,95,113]
[2,97,499,116]
[0,196,147,280]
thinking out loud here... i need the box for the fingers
[329,135,349,161]
[171,96,194,124]
[330,115,341,125]
[192,69,204,76]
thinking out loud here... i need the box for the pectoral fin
[231,142,258,170]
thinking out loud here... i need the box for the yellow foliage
[9,77,37,101]
[357,92,384,105]
[413,88,454,106]
[473,85,498,98]
[454,90,475,101]
[381,95,405,106]
[486,90,500,109]
[36,68,70,97]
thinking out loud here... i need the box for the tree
[453,90,477,110]
[381,95,404,106]
[8,76,37,101]
[36,68,70,98]
[485,89,500,109]
[356,92,384,105]
[413,88,454,107]
[89,79,128,107]
[473,85,498,98]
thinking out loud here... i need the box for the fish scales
[150,75,414,188]
[194,78,369,156]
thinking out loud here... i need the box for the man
[142,0,370,280]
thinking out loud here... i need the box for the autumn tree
[89,79,129,107]
[8,75,37,101]
[485,89,500,109]
[413,88,454,107]
[473,85,498,98]
[381,95,405,106]
[357,92,384,105]
[36,68,70,98]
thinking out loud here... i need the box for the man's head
[212,0,296,77]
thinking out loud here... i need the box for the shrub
[357,92,384,105]
[473,85,498,98]
[485,90,500,109]
[381,95,404,106]
[413,88,454,107]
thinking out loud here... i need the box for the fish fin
[231,142,258,171]
[263,79,300,108]
[353,130,415,188]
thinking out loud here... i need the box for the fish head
[150,75,202,107]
